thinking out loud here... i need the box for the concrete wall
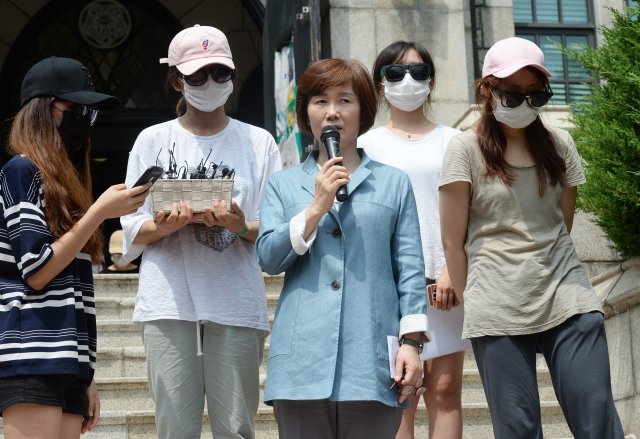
[593,258,640,436]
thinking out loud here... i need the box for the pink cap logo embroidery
[202,39,209,50]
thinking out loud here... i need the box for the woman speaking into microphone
[256,58,429,438]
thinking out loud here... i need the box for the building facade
[0,0,636,434]
[0,0,631,161]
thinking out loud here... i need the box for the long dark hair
[8,97,103,261]
[475,68,565,196]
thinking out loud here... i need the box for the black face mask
[58,109,91,153]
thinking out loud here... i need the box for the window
[513,0,595,104]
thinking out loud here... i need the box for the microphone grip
[336,183,349,202]
[323,137,349,202]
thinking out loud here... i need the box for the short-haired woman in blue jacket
[256,58,429,438]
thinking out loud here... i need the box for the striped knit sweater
[0,155,96,383]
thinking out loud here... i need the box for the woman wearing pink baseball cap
[120,25,282,438]
[439,37,623,438]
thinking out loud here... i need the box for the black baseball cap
[20,56,120,110]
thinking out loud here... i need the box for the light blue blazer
[256,150,427,408]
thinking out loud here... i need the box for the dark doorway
[0,0,264,265]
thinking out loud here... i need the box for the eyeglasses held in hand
[381,63,432,82]
[390,381,427,397]
[493,87,553,108]
[182,65,235,86]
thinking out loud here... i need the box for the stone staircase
[0,274,574,438]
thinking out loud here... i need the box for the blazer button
[332,228,342,237]
[331,280,341,291]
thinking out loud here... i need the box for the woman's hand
[200,200,246,233]
[310,156,350,217]
[132,201,196,245]
[153,201,195,237]
[81,379,100,434]
[394,342,423,403]
[93,183,150,221]
[433,269,457,311]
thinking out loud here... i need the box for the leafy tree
[564,6,640,257]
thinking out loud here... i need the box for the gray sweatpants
[142,319,266,439]
[471,312,624,439]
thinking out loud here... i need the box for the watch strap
[399,336,423,354]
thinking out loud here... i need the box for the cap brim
[491,62,552,78]
[177,57,235,75]
[57,91,120,111]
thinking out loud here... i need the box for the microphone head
[320,125,340,142]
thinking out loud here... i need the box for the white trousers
[142,319,266,439]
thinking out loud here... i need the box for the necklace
[386,120,431,139]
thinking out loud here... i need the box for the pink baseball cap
[482,37,551,78]
[160,24,235,75]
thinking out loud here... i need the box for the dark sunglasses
[53,102,99,126]
[381,63,432,82]
[493,86,554,108]
[74,105,99,126]
[182,65,235,86]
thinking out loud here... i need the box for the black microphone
[320,125,349,202]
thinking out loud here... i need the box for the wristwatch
[399,336,424,355]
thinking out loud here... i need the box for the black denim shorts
[0,375,88,417]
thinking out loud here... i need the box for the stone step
[96,377,154,412]
[95,297,137,321]
[72,401,572,439]
[97,320,143,349]
[95,369,559,418]
[93,274,141,298]
[70,408,280,439]
[0,401,574,439]
[95,364,558,411]
[96,324,556,385]
[96,376,272,411]
[93,273,285,299]
[95,294,281,322]
[98,347,147,378]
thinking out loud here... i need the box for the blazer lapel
[299,152,343,225]
[300,153,318,198]
[346,150,372,195]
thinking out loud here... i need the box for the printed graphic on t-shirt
[193,224,236,251]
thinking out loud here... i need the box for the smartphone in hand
[133,166,164,187]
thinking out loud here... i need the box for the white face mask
[383,74,430,112]
[182,78,233,112]
[110,254,128,268]
[492,96,541,129]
